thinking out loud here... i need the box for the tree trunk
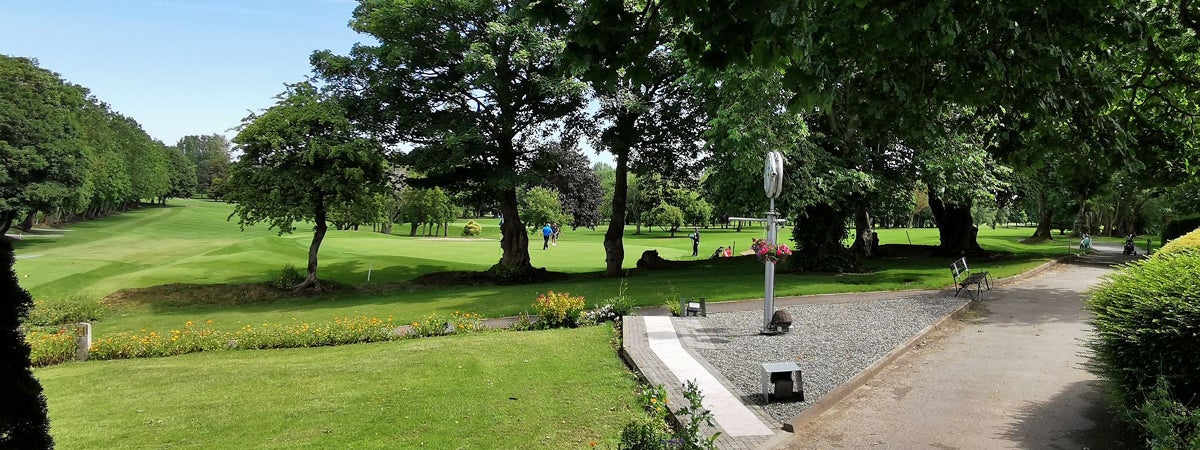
[929,189,984,256]
[293,194,326,293]
[603,149,628,277]
[1071,198,1088,237]
[380,222,392,234]
[495,188,533,272]
[409,222,418,236]
[849,203,874,257]
[792,203,860,272]
[18,211,36,233]
[1030,188,1053,240]
[0,211,14,236]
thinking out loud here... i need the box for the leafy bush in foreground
[1156,226,1200,257]
[1087,236,1200,446]
[533,291,585,329]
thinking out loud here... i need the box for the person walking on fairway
[542,223,553,250]
[689,228,700,257]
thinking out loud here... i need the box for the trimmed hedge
[1157,226,1200,257]
[1161,216,1200,245]
[1087,226,1200,446]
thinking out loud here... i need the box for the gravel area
[692,296,969,423]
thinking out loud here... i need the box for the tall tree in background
[0,55,88,235]
[162,147,197,204]
[174,134,231,195]
[655,1,1134,256]
[553,0,708,276]
[534,143,603,229]
[0,239,54,449]
[314,0,586,279]
[224,82,390,292]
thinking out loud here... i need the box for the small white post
[75,322,91,361]
[367,263,373,282]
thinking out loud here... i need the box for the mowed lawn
[13,198,698,300]
[21,201,1082,449]
[36,326,641,449]
[12,198,1078,336]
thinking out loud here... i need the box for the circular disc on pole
[763,151,784,199]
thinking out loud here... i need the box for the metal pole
[764,198,776,331]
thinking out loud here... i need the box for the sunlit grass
[15,199,1075,337]
[36,325,641,449]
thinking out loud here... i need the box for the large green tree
[533,143,603,229]
[0,55,89,235]
[0,239,54,449]
[161,146,198,204]
[225,82,390,292]
[558,1,708,276]
[651,1,1137,256]
[174,134,232,195]
[314,0,586,279]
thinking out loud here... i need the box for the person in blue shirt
[542,223,553,250]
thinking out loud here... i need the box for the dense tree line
[1,55,200,235]
[9,2,1200,280]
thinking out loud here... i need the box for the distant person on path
[551,223,560,247]
[542,223,552,250]
[689,228,700,256]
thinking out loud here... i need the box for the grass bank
[36,325,639,449]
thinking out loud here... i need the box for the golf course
[13,198,1087,448]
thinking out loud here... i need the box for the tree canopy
[225,82,390,291]
[314,0,586,279]
[0,55,88,235]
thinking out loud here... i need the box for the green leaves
[226,82,389,235]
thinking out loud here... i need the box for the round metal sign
[763,151,784,199]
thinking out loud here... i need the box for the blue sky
[0,0,363,146]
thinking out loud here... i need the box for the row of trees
[14,1,1199,286]
[292,0,1200,278]
[0,56,244,236]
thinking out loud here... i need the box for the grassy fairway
[36,326,640,449]
[13,199,1078,336]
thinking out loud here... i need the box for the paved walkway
[622,242,1143,450]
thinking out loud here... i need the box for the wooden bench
[950,257,991,300]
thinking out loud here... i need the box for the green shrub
[1157,226,1200,257]
[24,326,77,367]
[275,263,304,289]
[1087,252,1200,431]
[407,313,451,338]
[87,316,402,360]
[619,382,720,450]
[533,291,585,328]
[462,220,483,237]
[27,295,106,326]
[585,280,635,324]
[1139,377,1200,450]
[1161,216,1200,245]
[618,416,670,450]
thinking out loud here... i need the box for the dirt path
[778,249,1136,449]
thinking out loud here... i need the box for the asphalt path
[779,242,1140,449]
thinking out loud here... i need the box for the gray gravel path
[692,295,969,423]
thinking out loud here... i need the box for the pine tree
[0,239,54,449]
